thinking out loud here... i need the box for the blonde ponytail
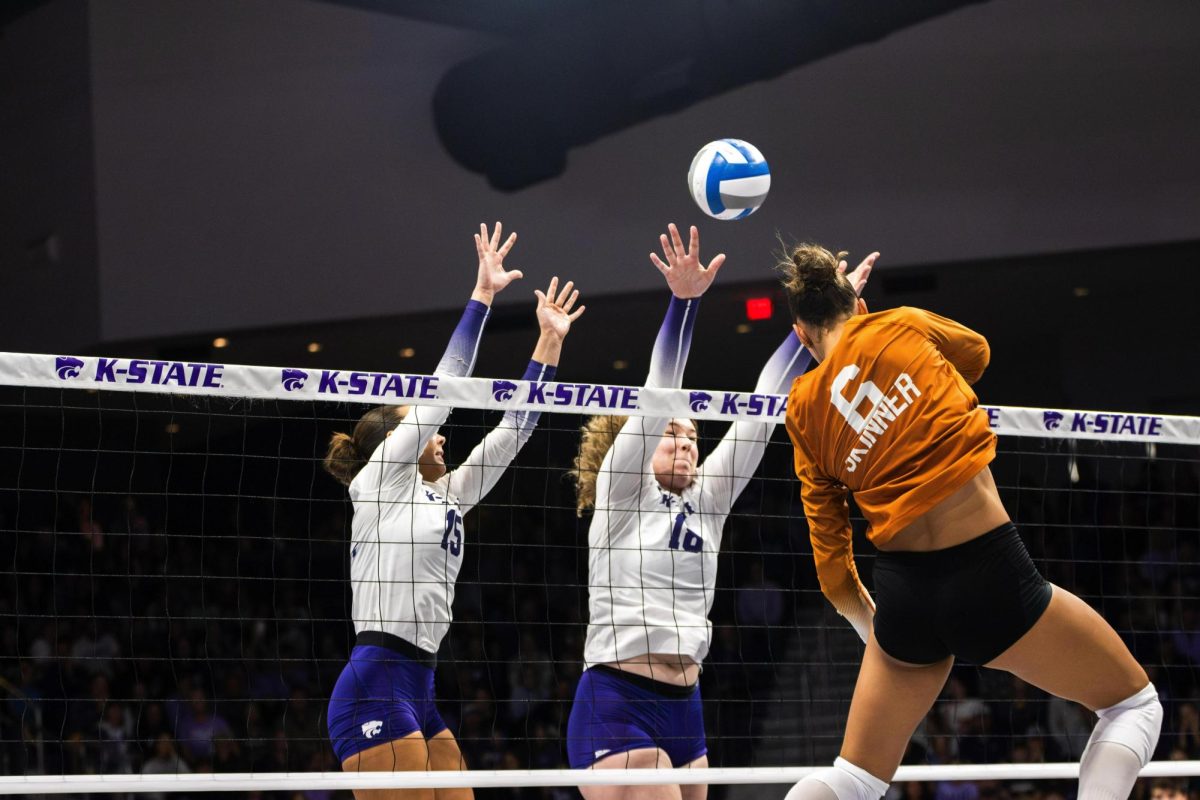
[568,415,628,516]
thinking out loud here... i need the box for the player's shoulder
[851,306,924,329]
[844,306,931,343]
[348,461,379,498]
[786,363,822,428]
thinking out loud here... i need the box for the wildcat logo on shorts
[281,369,308,392]
[492,380,518,402]
[689,391,713,412]
[361,720,383,739]
[55,356,85,380]
[1043,411,1064,431]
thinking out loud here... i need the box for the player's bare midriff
[880,465,1010,553]
[602,653,701,687]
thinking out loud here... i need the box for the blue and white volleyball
[687,139,771,220]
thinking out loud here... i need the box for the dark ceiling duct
[433,0,991,190]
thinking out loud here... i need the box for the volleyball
[687,138,771,220]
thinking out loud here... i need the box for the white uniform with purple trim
[583,295,812,667]
[348,300,553,655]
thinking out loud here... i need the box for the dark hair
[777,242,857,329]
[323,405,408,486]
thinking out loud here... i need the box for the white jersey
[345,299,550,654]
[583,296,811,666]
[348,403,537,653]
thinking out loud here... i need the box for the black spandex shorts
[873,522,1052,665]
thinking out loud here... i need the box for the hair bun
[776,242,857,329]
[790,250,841,294]
[777,243,845,297]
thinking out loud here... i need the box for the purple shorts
[327,643,447,762]
[567,665,706,769]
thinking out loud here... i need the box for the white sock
[1078,741,1144,800]
[1077,683,1162,800]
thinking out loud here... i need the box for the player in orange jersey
[778,244,1159,800]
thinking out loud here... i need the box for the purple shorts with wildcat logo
[327,641,447,763]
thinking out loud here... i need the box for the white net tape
[0,762,1198,794]
[5,351,1197,443]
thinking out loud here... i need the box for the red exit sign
[744,297,773,321]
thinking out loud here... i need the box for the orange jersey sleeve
[787,422,876,640]
[914,309,990,385]
[786,307,997,620]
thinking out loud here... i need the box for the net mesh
[1,368,1197,798]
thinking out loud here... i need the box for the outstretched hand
[839,251,879,297]
[649,223,726,299]
[473,222,523,303]
[535,277,585,340]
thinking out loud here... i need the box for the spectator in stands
[1171,702,1200,757]
[175,688,232,763]
[1149,779,1187,800]
[96,700,134,774]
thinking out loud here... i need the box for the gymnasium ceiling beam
[422,0,993,189]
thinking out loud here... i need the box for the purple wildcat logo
[282,369,308,392]
[689,391,713,413]
[492,380,518,402]
[1043,411,1064,431]
[56,357,85,380]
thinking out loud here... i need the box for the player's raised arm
[449,277,585,514]
[908,307,990,385]
[592,224,720,509]
[790,429,875,642]
[366,223,519,488]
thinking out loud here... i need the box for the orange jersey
[785,307,995,637]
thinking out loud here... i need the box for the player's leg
[342,732,434,800]
[786,635,952,800]
[669,679,708,800]
[679,753,708,800]
[416,675,470,800]
[840,635,954,781]
[427,728,472,800]
[985,585,1160,800]
[787,543,955,800]
[585,747,680,800]
[328,644,446,800]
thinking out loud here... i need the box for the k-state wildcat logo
[492,380,518,402]
[1043,411,1064,431]
[281,368,308,392]
[689,391,713,413]
[361,720,383,739]
[55,356,85,380]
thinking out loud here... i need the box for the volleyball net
[1,351,1197,796]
